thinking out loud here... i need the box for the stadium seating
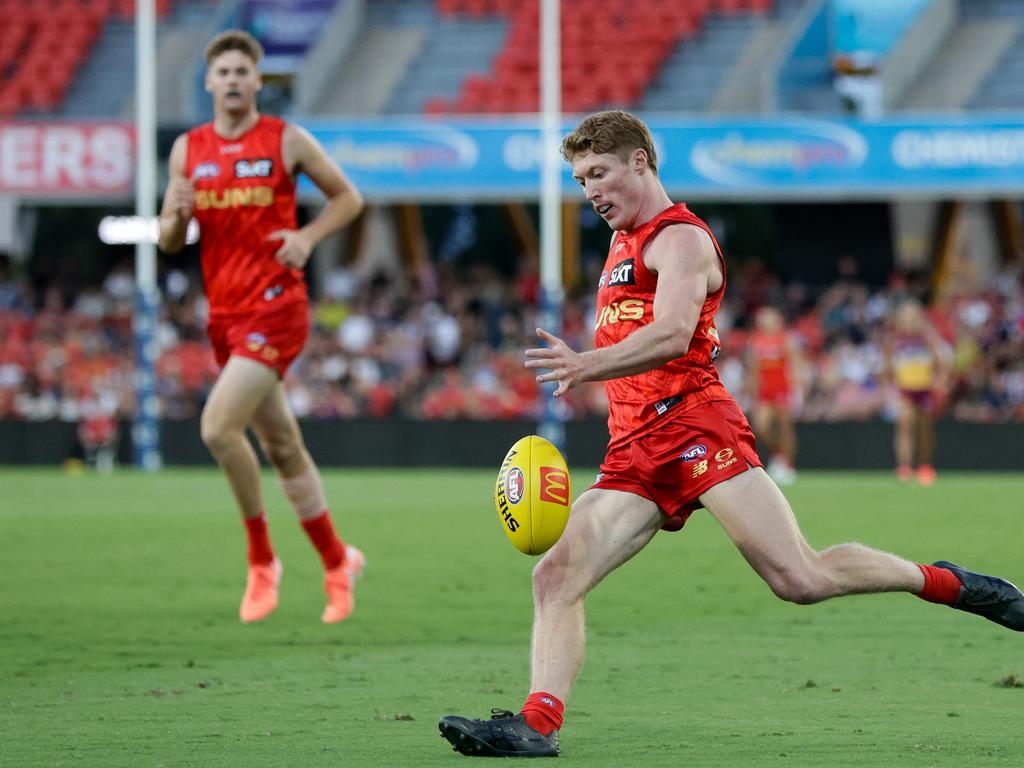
[0,0,176,117]
[429,0,775,114]
[961,0,1024,110]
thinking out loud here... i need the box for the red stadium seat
[0,88,22,117]
[715,0,744,16]
[437,0,459,16]
[432,0,768,114]
[423,96,450,115]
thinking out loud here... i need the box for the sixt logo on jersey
[607,258,635,287]
[595,299,644,329]
[192,163,220,180]
[234,158,274,178]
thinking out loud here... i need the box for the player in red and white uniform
[746,305,803,484]
[158,31,365,625]
[438,111,1024,758]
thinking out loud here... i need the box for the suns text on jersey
[595,299,644,329]
[194,186,275,210]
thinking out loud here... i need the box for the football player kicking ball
[159,30,365,624]
[438,110,1024,757]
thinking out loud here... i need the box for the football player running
[159,30,365,625]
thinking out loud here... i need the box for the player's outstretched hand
[525,327,585,397]
[268,229,313,269]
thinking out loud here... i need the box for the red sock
[916,563,962,605]
[243,513,275,566]
[301,511,346,570]
[520,692,564,736]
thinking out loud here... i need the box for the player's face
[756,307,782,333]
[895,303,923,333]
[205,50,262,113]
[571,150,645,231]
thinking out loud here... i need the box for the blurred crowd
[1,255,1022,425]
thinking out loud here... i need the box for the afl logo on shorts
[680,444,707,462]
[245,333,267,349]
[506,467,525,504]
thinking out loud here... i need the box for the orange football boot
[239,558,282,623]
[322,546,365,624]
[917,465,937,486]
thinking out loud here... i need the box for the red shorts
[207,299,309,378]
[593,398,762,532]
[757,387,791,409]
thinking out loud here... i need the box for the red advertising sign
[0,122,135,195]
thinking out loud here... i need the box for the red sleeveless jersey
[595,204,732,449]
[750,330,791,397]
[185,115,306,317]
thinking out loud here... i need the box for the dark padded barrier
[0,419,1020,470]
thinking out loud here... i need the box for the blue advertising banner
[830,0,930,57]
[243,0,337,74]
[298,116,1024,202]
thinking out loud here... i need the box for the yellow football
[494,435,571,556]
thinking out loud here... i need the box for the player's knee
[199,417,222,452]
[200,414,239,455]
[532,551,578,604]
[766,568,828,605]
[259,434,301,469]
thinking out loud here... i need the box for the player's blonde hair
[204,29,264,66]
[561,110,658,173]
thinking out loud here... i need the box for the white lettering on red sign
[0,123,134,193]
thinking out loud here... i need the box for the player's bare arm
[157,134,193,254]
[526,224,719,396]
[268,124,364,270]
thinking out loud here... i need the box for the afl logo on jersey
[193,162,220,180]
[608,258,635,287]
[235,158,274,178]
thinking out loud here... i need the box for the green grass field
[1,468,1022,767]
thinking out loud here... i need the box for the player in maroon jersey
[438,111,1023,758]
[158,30,365,625]
[746,305,803,484]
[883,299,951,485]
